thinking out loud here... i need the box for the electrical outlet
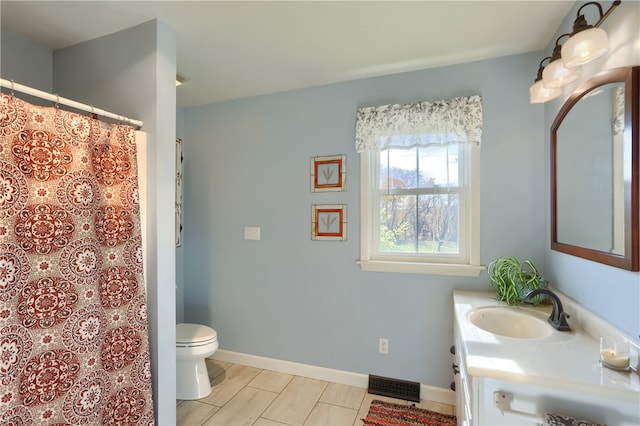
[379,338,389,354]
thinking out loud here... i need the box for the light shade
[561,27,609,68]
[542,59,580,89]
[529,80,561,104]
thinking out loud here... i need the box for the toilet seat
[176,323,217,347]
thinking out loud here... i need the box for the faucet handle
[553,312,572,332]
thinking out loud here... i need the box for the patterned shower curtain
[0,93,154,425]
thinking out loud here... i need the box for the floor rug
[362,399,457,426]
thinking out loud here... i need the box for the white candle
[601,349,630,369]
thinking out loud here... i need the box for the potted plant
[487,256,548,306]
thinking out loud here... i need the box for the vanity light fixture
[562,1,621,69]
[542,34,581,89]
[530,0,621,104]
[529,57,562,103]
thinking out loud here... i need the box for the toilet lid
[176,323,217,344]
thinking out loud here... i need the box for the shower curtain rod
[0,78,143,128]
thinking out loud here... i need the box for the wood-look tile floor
[176,359,455,426]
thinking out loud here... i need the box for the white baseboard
[210,349,455,405]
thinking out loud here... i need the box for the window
[356,96,483,276]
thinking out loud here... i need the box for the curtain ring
[54,93,60,109]
[10,79,15,97]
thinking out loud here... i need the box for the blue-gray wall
[52,20,177,424]
[182,51,546,389]
[182,4,640,391]
[3,0,638,404]
[2,20,177,425]
[543,1,640,340]
[0,29,52,97]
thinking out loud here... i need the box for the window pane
[418,145,459,187]
[379,193,459,254]
[379,149,389,190]
[379,195,417,252]
[418,194,459,254]
[387,148,417,189]
[381,145,460,191]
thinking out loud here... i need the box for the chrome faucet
[526,289,571,332]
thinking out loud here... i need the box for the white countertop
[453,290,640,402]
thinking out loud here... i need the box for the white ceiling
[1,1,574,107]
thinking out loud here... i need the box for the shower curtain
[0,93,154,424]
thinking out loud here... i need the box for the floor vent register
[367,374,421,402]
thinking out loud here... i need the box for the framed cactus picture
[311,154,346,192]
[312,204,347,241]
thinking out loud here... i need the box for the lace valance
[355,95,482,152]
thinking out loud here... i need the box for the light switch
[244,226,261,240]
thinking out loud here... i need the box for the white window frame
[358,144,482,276]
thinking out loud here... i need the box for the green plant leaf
[487,256,546,306]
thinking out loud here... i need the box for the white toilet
[176,323,219,400]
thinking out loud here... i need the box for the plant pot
[519,278,549,304]
[488,256,548,306]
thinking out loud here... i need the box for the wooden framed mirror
[551,66,638,271]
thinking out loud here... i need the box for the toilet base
[176,358,212,400]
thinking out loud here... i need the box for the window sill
[357,260,485,276]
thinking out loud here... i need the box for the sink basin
[468,306,553,339]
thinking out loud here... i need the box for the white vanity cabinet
[452,333,472,425]
[453,332,640,425]
[453,290,640,426]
